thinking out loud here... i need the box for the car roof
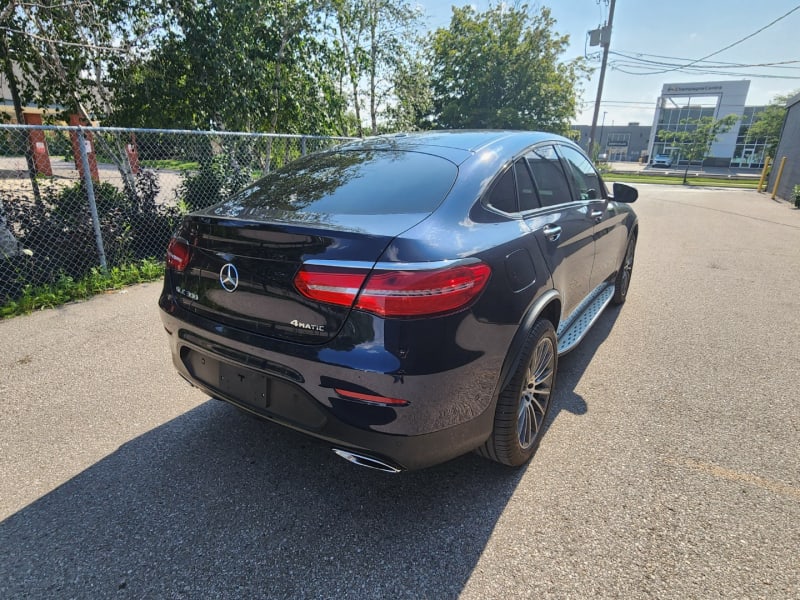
[338,130,576,165]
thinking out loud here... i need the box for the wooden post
[757,156,771,193]
[770,157,787,200]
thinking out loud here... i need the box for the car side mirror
[612,182,638,203]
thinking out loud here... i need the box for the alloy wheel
[620,239,635,297]
[517,336,555,449]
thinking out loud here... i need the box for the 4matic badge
[290,319,326,332]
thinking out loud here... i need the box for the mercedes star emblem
[219,263,239,292]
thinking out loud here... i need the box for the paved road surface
[1,185,798,598]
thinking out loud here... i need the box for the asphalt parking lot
[1,184,798,599]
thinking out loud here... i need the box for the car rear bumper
[159,292,502,470]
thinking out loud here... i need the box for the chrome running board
[556,284,615,355]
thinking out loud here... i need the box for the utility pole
[599,111,607,156]
[587,0,616,158]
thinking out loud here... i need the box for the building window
[605,133,630,161]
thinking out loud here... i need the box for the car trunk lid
[172,215,431,344]
[168,148,459,344]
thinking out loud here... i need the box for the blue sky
[414,1,800,125]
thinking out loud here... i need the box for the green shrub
[0,258,164,318]
[178,152,252,212]
[0,171,182,305]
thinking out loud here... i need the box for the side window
[514,160,540,212]
[526,145,573,207]
[485,166,517,213]
[558,145,604,201]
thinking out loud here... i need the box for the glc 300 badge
[290,319,325,332]
[175,286,198,301]
[219,263,239,292]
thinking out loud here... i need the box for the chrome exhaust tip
[332,449,403,473]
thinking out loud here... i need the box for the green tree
[332,0,369,135]
[658,115,739,184]
[387,53,434,131]
[1,0,159,197]
[332,0,422,136]
[745,91,798,159]
[427,4,589,134]
[108,0,345,137]
[1,0,156,120]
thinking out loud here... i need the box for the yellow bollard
[771,157,787,199]
[757,156,771,193]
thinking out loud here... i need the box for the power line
[610,63,800,80]
[610,51,800,71]
[628,4,800,76]
[580,100,657,106]
[607,49,800,79]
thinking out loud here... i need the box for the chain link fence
[0,124,354,304]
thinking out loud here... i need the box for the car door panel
[591,204,628,286]
[523,145,596,320]
[526,208,596,319]
[556,144,627,290]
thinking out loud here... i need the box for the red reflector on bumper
[334,388,409,406]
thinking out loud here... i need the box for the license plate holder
[218,361,269,410]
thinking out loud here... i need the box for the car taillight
[294,262,491,318]
[293,265,370,308]
[166,237,191,272]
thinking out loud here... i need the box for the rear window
[211,149,458,216]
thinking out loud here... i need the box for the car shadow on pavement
[0,310,621,599]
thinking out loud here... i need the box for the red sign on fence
[126,134,141,174]
[22,113,53,176]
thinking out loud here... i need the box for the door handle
[590,209,604,222]
[543,224,562,242]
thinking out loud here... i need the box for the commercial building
[572,123,651,162]
[574,80,775,168]
[648,80,768,168]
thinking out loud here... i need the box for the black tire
[477,319,558,467]
[612,235,636,305]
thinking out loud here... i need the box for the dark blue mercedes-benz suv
[159,131,638,472]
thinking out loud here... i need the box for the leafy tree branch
[658,114,739,184]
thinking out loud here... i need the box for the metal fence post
[77,127,108,271]
[301,136,307,156]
